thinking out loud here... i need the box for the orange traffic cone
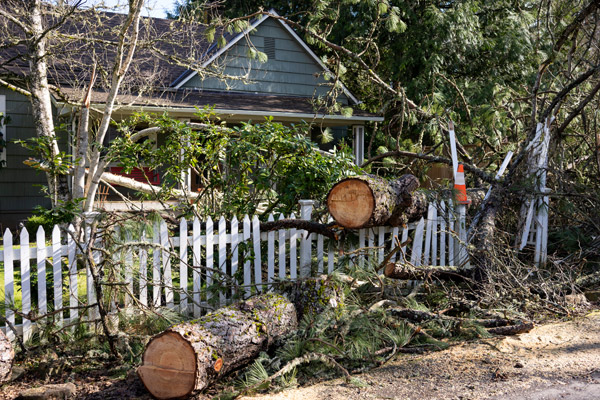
[454,163,471,205]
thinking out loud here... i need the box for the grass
[0,261,88,321]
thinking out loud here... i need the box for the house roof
[57,87,381,125]
[1,7,381,123]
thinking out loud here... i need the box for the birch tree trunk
[83,0,144,213]
[27,0,70,206]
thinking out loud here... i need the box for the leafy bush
[112,111,360,217]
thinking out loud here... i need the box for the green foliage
[16,127,74,176]
[112,111,359,217]
[26,198,84,232]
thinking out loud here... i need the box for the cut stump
[137,294,297,399]
[327,174,421,228]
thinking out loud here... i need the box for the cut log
[137,294,297,399]
[327,174,420,229]
[0,329,14,383]
[487,322,534,335]
[384,263,472,282]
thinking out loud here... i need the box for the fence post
[456,204,469,266]
[83,212,100,321]
[299,200,315,278]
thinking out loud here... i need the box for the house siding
[0,88,51,229]
[182,18,348,103]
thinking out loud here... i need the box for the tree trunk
[27,0,71,206]
[327,174,420,228]
[137,294,297,399]
[0,329,14,383]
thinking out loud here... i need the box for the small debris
[514,362,524,368]
[16,382,77,399]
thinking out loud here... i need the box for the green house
[0,10,382,228]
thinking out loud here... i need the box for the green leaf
[256,51,268,64]
[217,35,227,48]
[378,1,388,15]
[204,26,215,43]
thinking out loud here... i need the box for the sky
[87,0,179,19]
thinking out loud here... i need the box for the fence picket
[85,217,98,321]
[231,216,239,289]
[267,214,275,285]
[317,230,324,274]
[439,201,446,267]
[67,225,77,324]
[124,231,133,307]
[358,229,366,268]
[378,226,385,265]
[431,205,438,266]
[36,226,47,316]
[152,222,161,308]
[192,217,202,316]
[457,204,468,266]
[161,220,174,308]
[52,226,62,326]
[401,226,409,260]
[20,228,32,341]
[448,200,455,265]
[3,229,14,340]
[410,218,425,266]
[206,217,214,301]
[278,214,286,279]
[218,216,227,305]
[423,204,434,265]
[391,226,399,262]
[252,215,262,292]
[180,218,188,314]
[327,217,335,274]
[139,230,148,307]
[289,213,298,280]
[243,215,251,298]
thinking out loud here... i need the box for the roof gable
[173,12,359,104]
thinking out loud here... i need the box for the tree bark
[137,294,297,399]
[27,0,71,206]
[0,329,14,383]
[327,174,420,228]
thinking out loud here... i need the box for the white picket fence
[0,200,468,342]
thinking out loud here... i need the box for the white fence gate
[0,200,468,341]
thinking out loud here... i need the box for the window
[353,125,364,166]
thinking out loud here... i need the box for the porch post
[353,125,364,166]
[179,118,191,192]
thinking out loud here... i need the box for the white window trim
[353,125,364,166]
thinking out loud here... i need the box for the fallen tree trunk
[327,174,420,228]
[137,294,297,399]
[384,263,473,282]
[326,175,484,229]
[0,329,14,383]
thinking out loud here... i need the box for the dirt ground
[240,310,600,400]
[2,310,600,399]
